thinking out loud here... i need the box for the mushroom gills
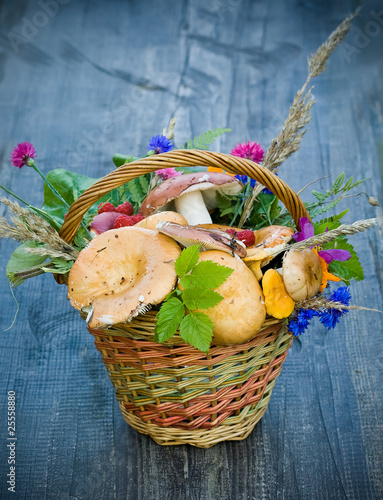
[156,221,247,257]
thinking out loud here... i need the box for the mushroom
[67,227,181,328]
[135,211,188,230]
[282,249,322,301]
[156,221,247,258]
[262,269,295,319]
[188,250,266,346]
[139,172,242,225]
[243,225,294,280]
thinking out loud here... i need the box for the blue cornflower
[148,135,174,154]
[288,308,318,336]
[318,286,351,330]
[234,173,278,194]
[235,175,256,188]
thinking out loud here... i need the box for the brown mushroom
[139,172,242,225]
[189,251,266,345]
[282,249,322,301]
[135,211,188,230]
[68,227,181,328]
[156,221,247,258]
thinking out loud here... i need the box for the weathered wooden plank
[0,0,382,499]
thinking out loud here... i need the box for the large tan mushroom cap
[193,251,266,346]
[282,249,322,301]
[68,227,181,329]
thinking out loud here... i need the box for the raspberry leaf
[175,245,200,277]
[182,288,223,310]
[179,313,214,353]
[180,261,233,290]
[154,298,185,343]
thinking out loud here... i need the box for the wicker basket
[59,150,309,448]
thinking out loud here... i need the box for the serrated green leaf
[180,261,234,290]
[138,174,149,193]
[179,312,214,352]
[324,239,364,283]
[313,210,349,234]
[154,298,185,343]
[182,288,223,310]
[175,245,200,277]
[127,178,145,204]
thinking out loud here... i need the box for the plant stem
[0,183,61,230]
[31,164,70,209]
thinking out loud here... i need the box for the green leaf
[180,261,234,289]
[324,239,364,283]
[6,242,48,286]
[183,128,231,150]
[112,154,138,168]
[175,245,200,277]
[42,258,74,275]
[179,312,214,352]
[154,298,185,343]
[182,288,223,310]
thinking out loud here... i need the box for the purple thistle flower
[148,135,174,154]
[318,286,351,329]
[231,141,264,163]
[288,308,318,336]
[10,142,36,168]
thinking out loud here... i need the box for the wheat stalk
[239,10,359,227]
[0,198,78,261]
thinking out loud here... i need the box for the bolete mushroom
[189,251,266,345]
[282,249,322,301]
[67,227,181,328]
[139,172,242,225]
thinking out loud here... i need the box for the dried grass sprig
[296,296,382,314]
[163,116,176,140]
[270,218,377,258]
[0,198,78,261]
[239,10,358,227]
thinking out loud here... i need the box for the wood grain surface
[0,0,382,499]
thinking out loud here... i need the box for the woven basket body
[59,150,307,448]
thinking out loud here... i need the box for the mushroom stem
[174,190,212,225]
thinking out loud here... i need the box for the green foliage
[179,260,233,290]
[307,173,367,220]
[313,210,349,234]
[180,129,231,150]
[174,245,200,276]
[179,313,214,353]
[6,242,48,286]
[324,239,364,284]
[154,298,185,343]
[154,245,234,352]
[112,154,138,168]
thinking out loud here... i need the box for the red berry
[225,229,255,247]
[113,215,135,229]
[116,201,134,216]
[98,202,116,214]
[131,214,144,224]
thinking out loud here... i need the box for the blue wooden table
[1,1,382,498]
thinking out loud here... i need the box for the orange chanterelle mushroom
[68,227,181,329]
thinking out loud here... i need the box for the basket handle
[59,149,309,243]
